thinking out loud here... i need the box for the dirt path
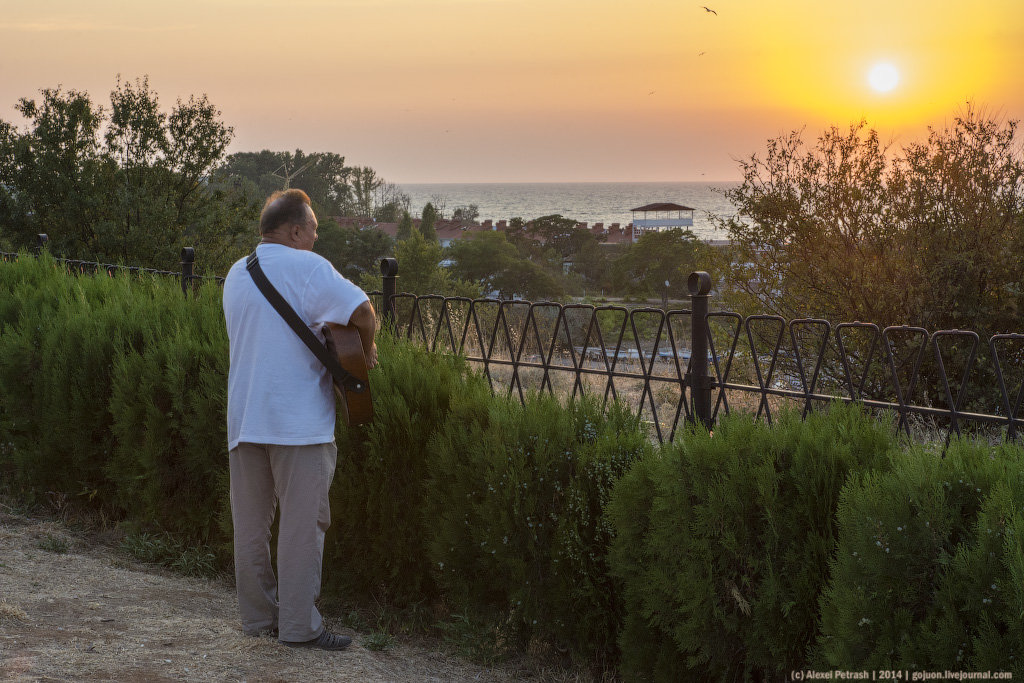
[0,509,525,682]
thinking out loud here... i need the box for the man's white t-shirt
[222,243,369,451]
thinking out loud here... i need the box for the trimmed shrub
[16,254,1024,677]
[0,257,172,495]
[106,282,230,547]
[0,257,75,488]
[0,253,75,327]
[325,332,486,605]
[0,257,229,550]
[607,403,896,681]
[816,438,1024,675]
[425,392,651,666]
[548,400,650,666]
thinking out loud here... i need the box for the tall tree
[314,219,394,282]
[446,230,521,294]
[220,149,351,217]
[613,228,703,305]
[392,229,478,297]
[0,87,111,256]
[713,109,1024,412]
[396,211,414,240]
[419,202,439,241]
[372,181,410,222]
[447,230,564,300]
[451,204,479,223]
[714,108,1024,332]
[0,79,254,273]
[349,166,379,218]
[573,239,621,295]
[525,214,602,259]
[344,164,410,220]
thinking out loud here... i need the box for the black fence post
[181,247,195,297]
[35,234,48,256]
[380,257,398,332]
[687,271,714,430]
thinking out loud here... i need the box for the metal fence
[6,241,1022,446]
[372,266,1024,447]
[0,234,222,295]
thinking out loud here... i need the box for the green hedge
[325,333,652,667]
[324,332,489,605]
[0,254,231,550]
[4,254,1024,678]
[0,257,205,495]
[606,404,898,681]
[424,392,651,666]
[106,312,231,545]
[817,439,1024,675]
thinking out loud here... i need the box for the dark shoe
[282,629,352,651]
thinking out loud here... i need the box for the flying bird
[648,90,656,95]
[698,51,706,56]
[703,6,717,15]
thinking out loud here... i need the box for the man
[222,189,378,650]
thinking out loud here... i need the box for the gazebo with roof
[629,202,695,242]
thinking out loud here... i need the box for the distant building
[629,203,695,242]
[331,208,703,248]
[578,221,633,246]
[331,216,638,247]
[331,217,495,247]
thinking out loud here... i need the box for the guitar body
[323,323,374,426]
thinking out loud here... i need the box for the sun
[868,62,900,93]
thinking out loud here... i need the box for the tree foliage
[219,149,350,217]
[613,228,705,305]
[451,203,479,223]
[396,210,414,241]
[447,230,564,300]
[313,219,394,283]
[0,78,255,273]
[443,211,703,303]
[347,165,410,221]
[393,229,479,297]
[715,108,1024,333]
[526,214,604,260]
[419,202,439,241]
[0,86,110,255]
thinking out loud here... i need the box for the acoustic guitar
[323,323,374,426]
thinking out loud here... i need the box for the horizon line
[393,179,741,186]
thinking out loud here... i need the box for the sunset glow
[0,0,1021,182]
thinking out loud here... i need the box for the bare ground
[0,508,546,682]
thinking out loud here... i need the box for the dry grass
[0,598,28,624]
[476,355,804,440]
[0,500,611,682]
[474,352,983,447]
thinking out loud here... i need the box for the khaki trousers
[229,441,337,642]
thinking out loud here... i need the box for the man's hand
[347,300,379,369]
[366,342,379,369]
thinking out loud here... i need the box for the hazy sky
[2,0,1022,183]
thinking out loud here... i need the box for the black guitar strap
[245,252,365,394]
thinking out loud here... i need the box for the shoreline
[395,180,740,239]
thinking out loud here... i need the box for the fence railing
[372,266,1024,447]
[0,234,222,295]
[6,242,1022,446]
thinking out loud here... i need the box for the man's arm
[341,300,378,369]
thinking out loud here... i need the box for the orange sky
[1,0,1022,182]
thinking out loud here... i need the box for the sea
[397,181,741,241]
